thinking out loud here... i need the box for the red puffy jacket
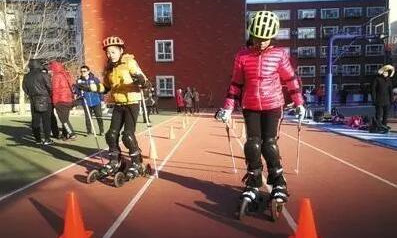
[49,61,74,105]
[224,47,304,111]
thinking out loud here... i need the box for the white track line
[0,116,178,203]
[280,131,397,189]
[103,117,199,238]
[230,128,298,232]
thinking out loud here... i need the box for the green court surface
[0,111,176,196]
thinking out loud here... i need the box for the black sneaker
[42,139,55,145]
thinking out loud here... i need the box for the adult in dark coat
[371,65,394,129]
[22,59,54,145]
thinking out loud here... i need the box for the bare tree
[0,0,82,114]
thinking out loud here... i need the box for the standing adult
[192,87,200,113]
[49,61,77,140]
[42,67,60,139]
[75,65,104,136]
[371,65,394,130]
[22,59,54,145]
[184,87,194,115]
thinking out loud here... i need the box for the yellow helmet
[378,64,395,77]
[248,11,280,40]
[102,36,125,50]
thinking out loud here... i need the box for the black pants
[108,104,140,155]
[375,105,390,126]
[55,104,75,137]
[83,103,104,134]
[193,101,200,113]
[50,105,59,138]
[141,103,151,123]
[31,104,52,141]
[243,108,283,187]
[185,106,193,114]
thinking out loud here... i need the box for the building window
[298,27,316,39]
[365,64,383,75]
[298,9,316,19]
[273,10,290,20]
[156,76,175,97]
[154,2,172,25]
[298,47,316,58]
[365,44,384,56]
[375,23,385,34]
[342,64,360,76]
[320,65,339,75]
[344,7,362,18]
[321,8,339,19]
[298,66,316,77]
[343,26,362,35]
[275,28,290,40]
[155,40,174,62]
[341,45,361,57]
[367,6,385,18]
[320,46,338,58]
[322,26,339,38]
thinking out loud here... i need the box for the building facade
[81,0,245,108]
[248,0,389,96]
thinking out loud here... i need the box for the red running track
[0,113,396,238]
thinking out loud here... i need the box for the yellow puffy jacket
[102,54,147,104]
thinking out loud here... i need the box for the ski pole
[225,122,237,174]
[82,96,104,165]
[294,119,302,175]
[140,88,159,178]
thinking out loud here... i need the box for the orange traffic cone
[59,192,93,238]
[169,126,175,140]
[149,138,159,178]
[289,198,321,238]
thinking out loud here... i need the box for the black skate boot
[268,168,289,221]
[86,152,122,184]
[113,151,146,187]
[237,168,262,220]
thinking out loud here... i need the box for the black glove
[131,74,146,86]
[77,83,90,91]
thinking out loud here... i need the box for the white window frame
[342,45,361,56]
[298,46,316,58]
[156,75,175,97]
[298,66,316,77]
[320,46,339,58]
[298,9,316,19]
[374,22,385,34]
[297,27,316,39]
[275,28,290,40]
[320,65,339,75]
[367,6,385,18]
[322,26,339,38]
[153,2,173,24]
[155,39,174,62]
[342,64,361,76]
[343,25,362,35]
[344,7,362,18]
[273,10,290,20]
[365,64,383,75]
[321,8,339,19]
[365,44,384,56]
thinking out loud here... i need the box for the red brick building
[81,0,245,108]
[248,0,389,97]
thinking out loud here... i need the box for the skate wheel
[87,170,99,184]
[238,197,250,220]
[144,164,154,176]
[114,172,126,188]
[270,199,283,222]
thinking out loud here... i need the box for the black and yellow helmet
[248,11,280,40]
[102,36,125,50]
